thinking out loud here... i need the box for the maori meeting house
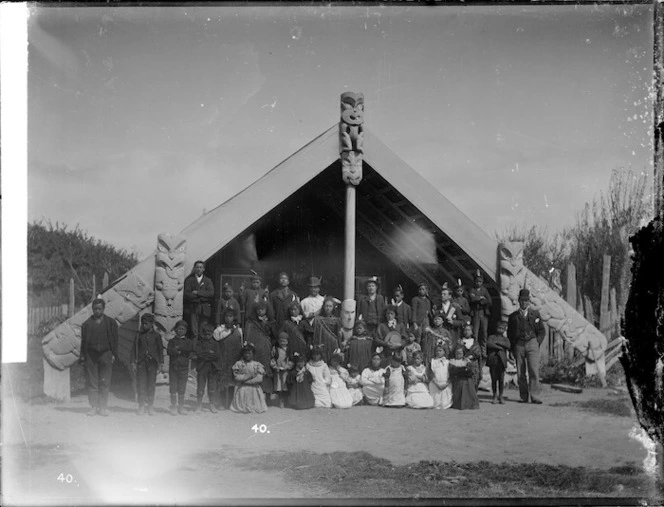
[41,92,608,399]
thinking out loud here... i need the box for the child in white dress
[361,353,386,406]
[405,351,434,409]
[329,353,353,409]
[345,365,364,405]
[305,347,332,408]
[383,353,406,407]
[429,344,452,409]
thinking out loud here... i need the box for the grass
[220,450,655,499]
[550,397,633,417]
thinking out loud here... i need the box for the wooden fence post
[68,278,75,317]
[565,263,577,310]
[583,295,595,326]
[92,274,96,302]
[610,287,619,338]
[599,254,611,338]
[102,272,109,290]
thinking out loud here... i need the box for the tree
[28,220,139,307]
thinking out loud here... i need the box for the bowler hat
[518,289,530,300]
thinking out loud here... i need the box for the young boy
[194,322,222,412]
[390,285,412,329]
[215,283,241,328]
[469,271,492,372]
[167,320,194,415]
[131,313,164,416]
[269,272,299,325]
[438,283,465,343]
[453,282,471,321]
[240,273,269,327]
[411,282,432,338]
[486,320,511,404]
[401,332,422,366]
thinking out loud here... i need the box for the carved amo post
[153,233,186,339]
[339,91,364,339]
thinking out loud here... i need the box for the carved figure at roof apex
[339,91,364,185]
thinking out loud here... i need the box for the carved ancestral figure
[498,242,527,321]
[154,233,187,335]
[339,92,364,186]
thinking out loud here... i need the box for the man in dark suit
[183,260,215,341]
[507,288,546,404]
[356,276,386,338]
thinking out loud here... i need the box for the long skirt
[329,374,353,409]
[405,382,434,409]
[451,378,479,410]
[230,384,267,413]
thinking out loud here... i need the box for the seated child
[167,320,194,415]
[421,312,452,366]
[345,321,373,372]
[375,306,408,366]
[360,353,386,406]
[131,313,164,416]
[306,347,332,408]
[270,332,293,408]
[345,364,364,406]
[214,308,244,410]
[449,346,480,410]
[401,332,422,365]
[391,285,412,328]
[230,343,268,414]
[486,320,511,404]
[429,344,452,409]
[383,353,406,407]
[286,352,315,410]
[329,353,353,409]
[194,322,222,413]
[405,351,434,409]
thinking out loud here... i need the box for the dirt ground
[1,370,656,505]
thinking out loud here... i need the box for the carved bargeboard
[339,92,364,185]
[498,242,608,378]
[153,233,186,335]
[42,271,154,370]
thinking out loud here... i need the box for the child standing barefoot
[213,308,244,410]
[345,365,364,406]
[306,347,332,408]
[405,351,434,409]
[286,353,315,410]
[194,322,222,413]
[429,345,452,409]
[230,343,267,413]
[329,354,353,409]
[360,353,386,406]
[383,353,406,407]
[167,320,194,415]
[270,332,292,408]
[486,321,510,404]
[131,313,164,416]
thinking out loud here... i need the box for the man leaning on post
[507,288,546,405]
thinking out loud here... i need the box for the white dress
[345,373,364,405]
[329,366,353,409]
[383,365,406,407]
[405,364,434,409]
[429,357,452,409]
[360,367,386,405]
[306,360,332,408]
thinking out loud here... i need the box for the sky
[28,4,654,259]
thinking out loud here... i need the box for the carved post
[339,92,364,335]
[153,233,186,338]
[102,271,109,290]
[498,242,526,321]
[68,278,75,317]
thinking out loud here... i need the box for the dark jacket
[469,286,492,317]
[268,288,299,325]
[80,315,118,358]
[131,329,164,366]
[486,333,511,368]
[183,274,215,317]
[194,337,222,370]
[167,335,195,369]
[215,296,241,326]
[356,294,386,326]
[507,308,546,348]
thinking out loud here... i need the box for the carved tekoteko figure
[339,91,364,185]
[154,233,187,336]
[499,242,527,322]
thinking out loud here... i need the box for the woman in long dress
[328,354,353,409]
[312,297,341,364]
[383,353,406,407]
[360,353,387,406]
[243,302,275,403]
[449,346,480,410]
[306,347,332,408]
[429,344,452,409]
[405,351,434,409]
[278,302,310,358]
[230,344,267,414]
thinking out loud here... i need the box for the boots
[137,404,145,416]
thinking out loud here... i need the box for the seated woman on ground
[360,353,387,406]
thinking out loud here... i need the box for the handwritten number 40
[57,473,74,483]
[251,424,269,434]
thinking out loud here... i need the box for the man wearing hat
[268,272,300,325]
[356,276,386,337]
[507,288,546,404]
[300,276,325,319]
[469,270,492,374]
[183,260,215,341]
[215,282,241,327]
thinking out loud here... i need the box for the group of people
[78,260,546,417]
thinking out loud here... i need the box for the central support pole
[344,184,356,301]
[339,91,364,340]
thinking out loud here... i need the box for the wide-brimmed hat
[307,276,322,287]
